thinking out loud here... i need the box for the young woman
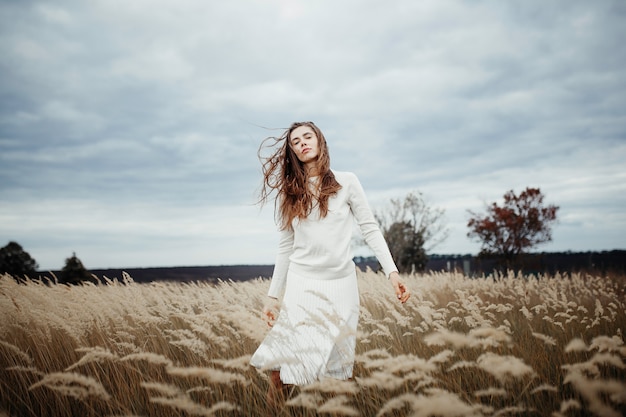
[250,121,410,403]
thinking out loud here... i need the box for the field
[1,270,625,417]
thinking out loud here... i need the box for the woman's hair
[258,121,342,230]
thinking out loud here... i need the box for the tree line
[2,187,561,283]
[0,242,92,284]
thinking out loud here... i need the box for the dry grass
[1,269,624,416]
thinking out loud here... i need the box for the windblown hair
[258,121,342,230]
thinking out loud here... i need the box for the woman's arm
[267,228,294,299]
[263,228,294,326]
[348,173,398,276]
[349,173,410,303]
[350,175,411,303]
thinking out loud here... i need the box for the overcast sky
[1,0,625,271]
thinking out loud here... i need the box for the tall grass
[1,270,624,416]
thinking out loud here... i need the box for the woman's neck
[305,162,319,177]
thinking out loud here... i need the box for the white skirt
[250,268,360,385]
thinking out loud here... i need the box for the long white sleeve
[347,174,399,277]
[267,228,294,298]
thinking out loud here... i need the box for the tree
[384,221,428,273]
[375,191,449,273]
[467,187,559,267]
[60,252,93,285]
[0,241,38,281]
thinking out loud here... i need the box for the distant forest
[425,250,626,277]
[41,250,626,284]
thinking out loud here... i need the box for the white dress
[250,170,398,385]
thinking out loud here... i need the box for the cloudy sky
[1,0,625,271]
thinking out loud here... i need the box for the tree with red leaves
[467,187,559,267]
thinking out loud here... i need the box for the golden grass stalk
[166,365,249,385]
[29,371,111,401]
[317,394,359,416]
[376,389,484,417]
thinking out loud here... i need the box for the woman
[250,121,410,403]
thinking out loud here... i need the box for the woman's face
[289,125,319,165]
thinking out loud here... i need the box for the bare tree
[374,191,449,273]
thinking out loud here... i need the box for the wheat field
[0,269,624,417]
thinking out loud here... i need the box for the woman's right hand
[262,297,280,327]
[389,271,410,304]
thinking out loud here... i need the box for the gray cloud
[1,0,624,269]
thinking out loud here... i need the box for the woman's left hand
[262,297,280,327]
[389,272,410,303]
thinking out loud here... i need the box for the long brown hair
[258,121,342,230]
